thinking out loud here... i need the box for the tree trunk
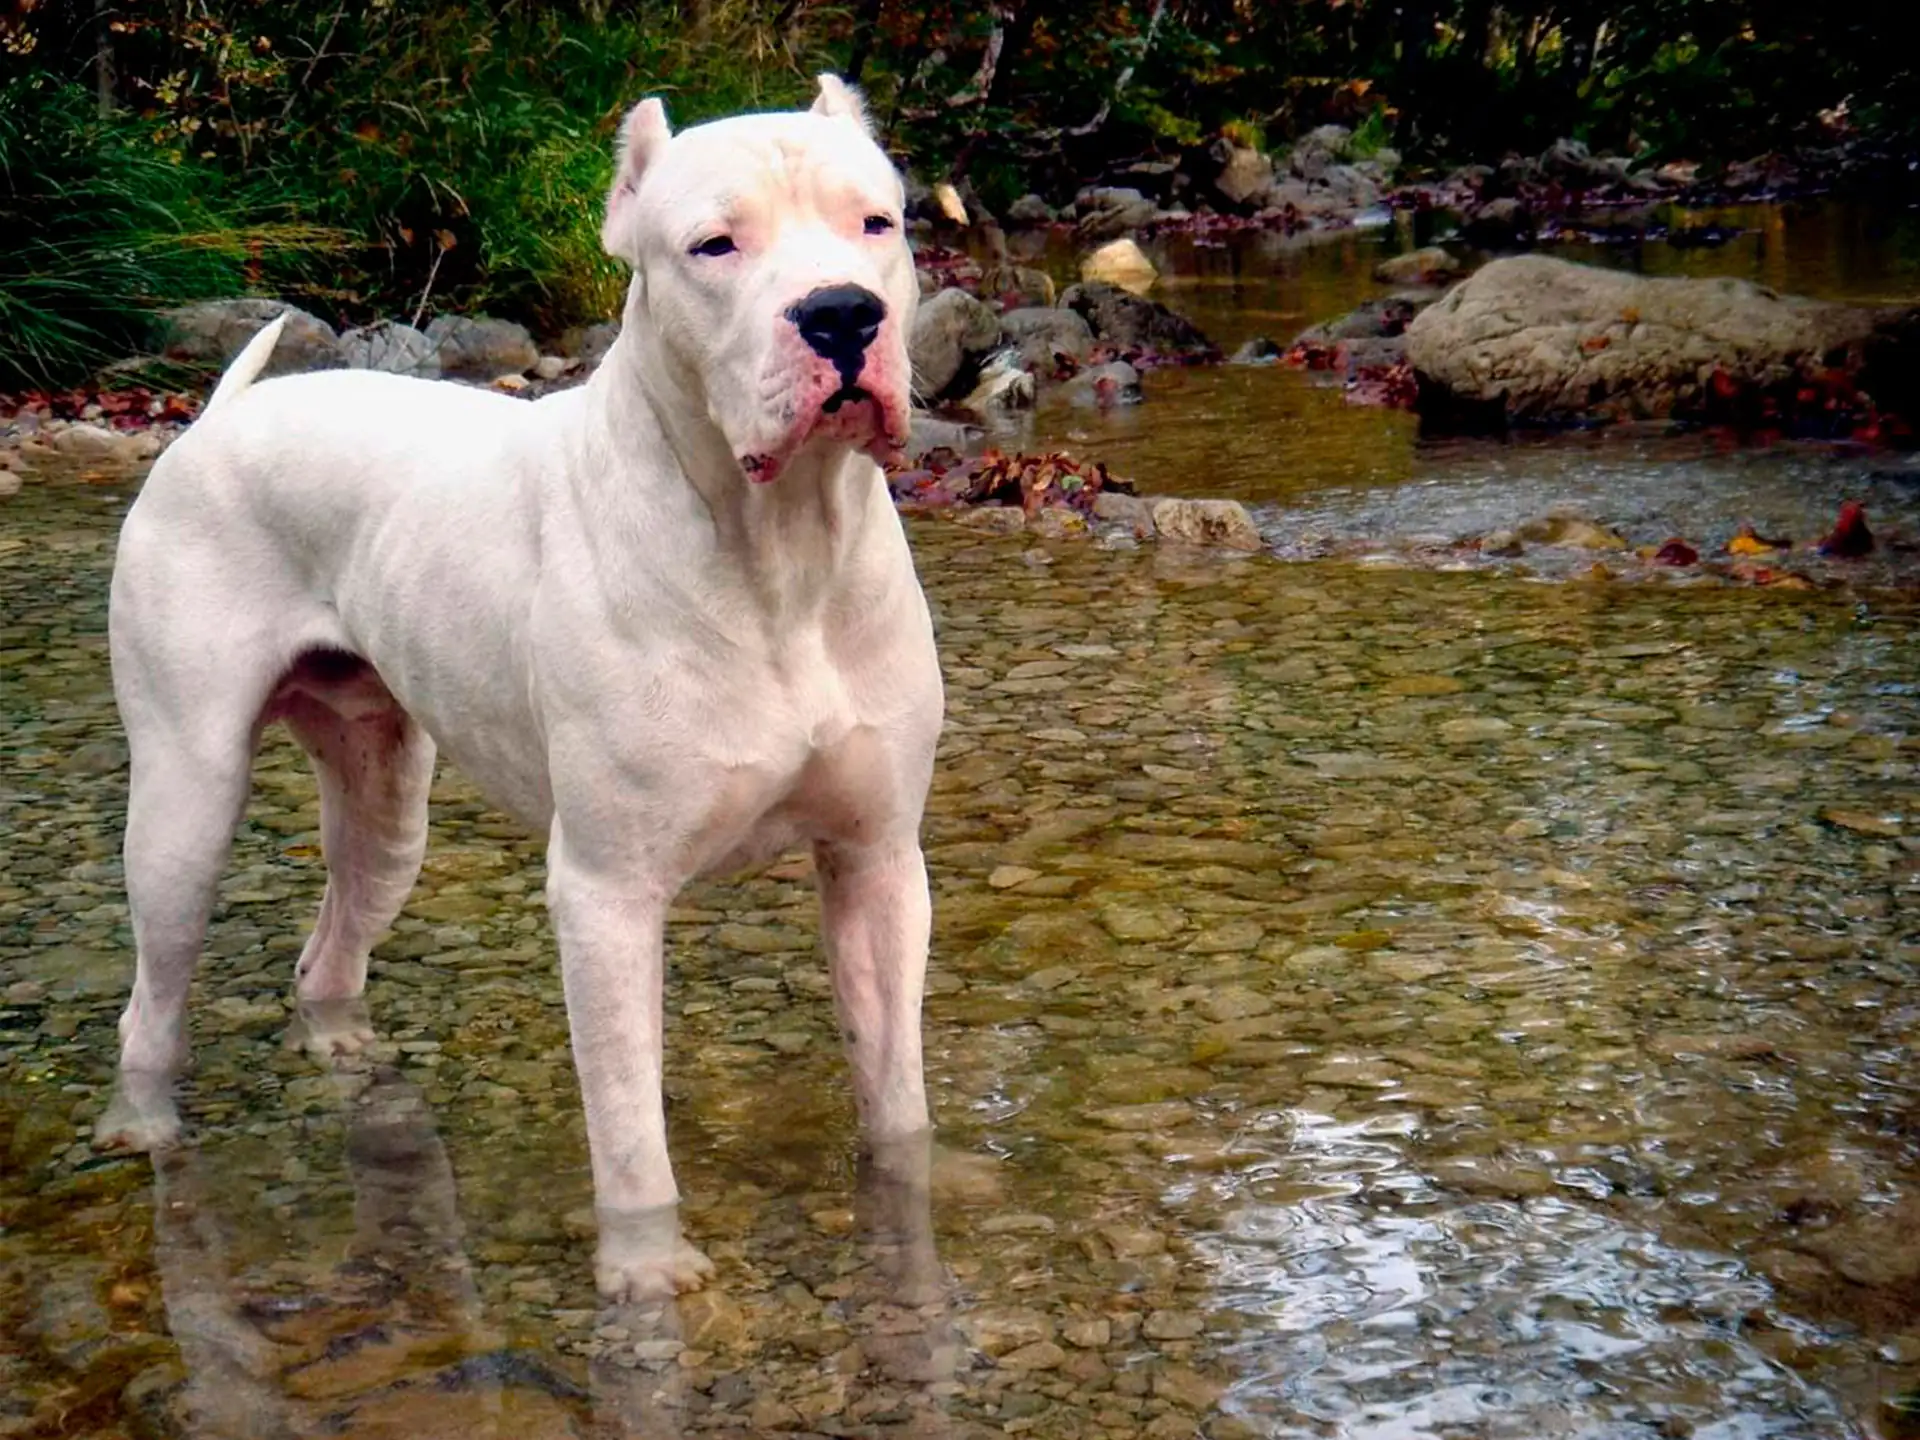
[93,0,116,117]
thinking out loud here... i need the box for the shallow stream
[3,201,1918,1439]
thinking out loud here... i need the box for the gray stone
[161,298,342,375]
[1151,498,1263,552]
[1287,124,1352,181]
[1210,140,1275,209]
[1230,337,1283,365]
[906,411,980,459]
[999,307,1096,369]
[1073,187,1158,241]
[909,287,1001,400]
[1374,247,1468,288]
[1063,361,1143,409]
[1407,255,1911,425]
[1059,282,1215,356]
[338,320,440,375]
[560,320,621,365]
[1006,193,1057,227]
[425,314,539,380]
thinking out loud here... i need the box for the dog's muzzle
[788,284,885,389]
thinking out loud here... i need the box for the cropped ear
[602,97,672,260]
[811,73,872,135]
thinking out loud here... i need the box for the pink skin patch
[739,329,909,484]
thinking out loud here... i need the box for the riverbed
[2,202,1918,1438]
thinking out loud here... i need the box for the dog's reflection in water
[139,1001,963,1438]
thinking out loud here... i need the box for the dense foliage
[1,0,1911,384]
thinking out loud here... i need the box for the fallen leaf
[1815,500,1873,557]
[1653,538,1698,566]
[1727,522,1788,556]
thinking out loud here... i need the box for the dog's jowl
[99,75,942,1302]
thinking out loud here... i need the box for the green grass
[0,75,345,390]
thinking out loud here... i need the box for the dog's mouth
[738,375,906,484]
[821,383,871,415]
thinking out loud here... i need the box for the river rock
[1291,295,1427,349]
[560,320,620,366]
[1407,255,1916,426]
[1374,247,1468,288]
[910,287,1001,400]
[999,307,1096,370]
[1209,139,1275,209]
[161,297,342,375]
[1287,124,1352,181]
[981,256,1056,309]
[338,320,440,375]
[47,422,161,469]
[1080,238,1158,293]
[959,352,1037,417]
[906,411,980,459]
[1151,498,1262,552]
[1539,136,1618,187]
[1073,187,1158,242]
[425,315,538,380]
[1460,196,1535,248]
[1062,360,1143,408]
[1060,282,1215,357]
[1005,193,1056,227]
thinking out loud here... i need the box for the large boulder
[1406,255,1914,426]
[339,320,440,375]
[909,287,1001,400]
[1058,282,1215,358]
[161,298,342,375]
[425,315,538,380]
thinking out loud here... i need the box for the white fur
[99,78,941,1302]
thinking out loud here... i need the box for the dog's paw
[285,998,376,1061]
[95,1072,183,1153]
[594,1208,716,1302]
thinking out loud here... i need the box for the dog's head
[602,76,914,485]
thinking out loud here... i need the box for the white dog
[98,75,943,1302]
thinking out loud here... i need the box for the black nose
[788,284,885,377]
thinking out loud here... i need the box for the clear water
[3,201,1919,1438]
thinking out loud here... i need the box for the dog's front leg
[815,836,933,1145]
[547,829,714,1301]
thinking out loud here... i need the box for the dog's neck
[580,330,889,629]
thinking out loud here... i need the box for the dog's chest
[686,646,907,874]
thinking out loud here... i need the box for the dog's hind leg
[279,653,434,1024]
[99,672,266,1151]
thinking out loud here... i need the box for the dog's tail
[201,313,289,417]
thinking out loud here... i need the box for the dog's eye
[862,214,895,235]
[689,235,737,257]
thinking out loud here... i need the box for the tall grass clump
[0,74,339,389]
